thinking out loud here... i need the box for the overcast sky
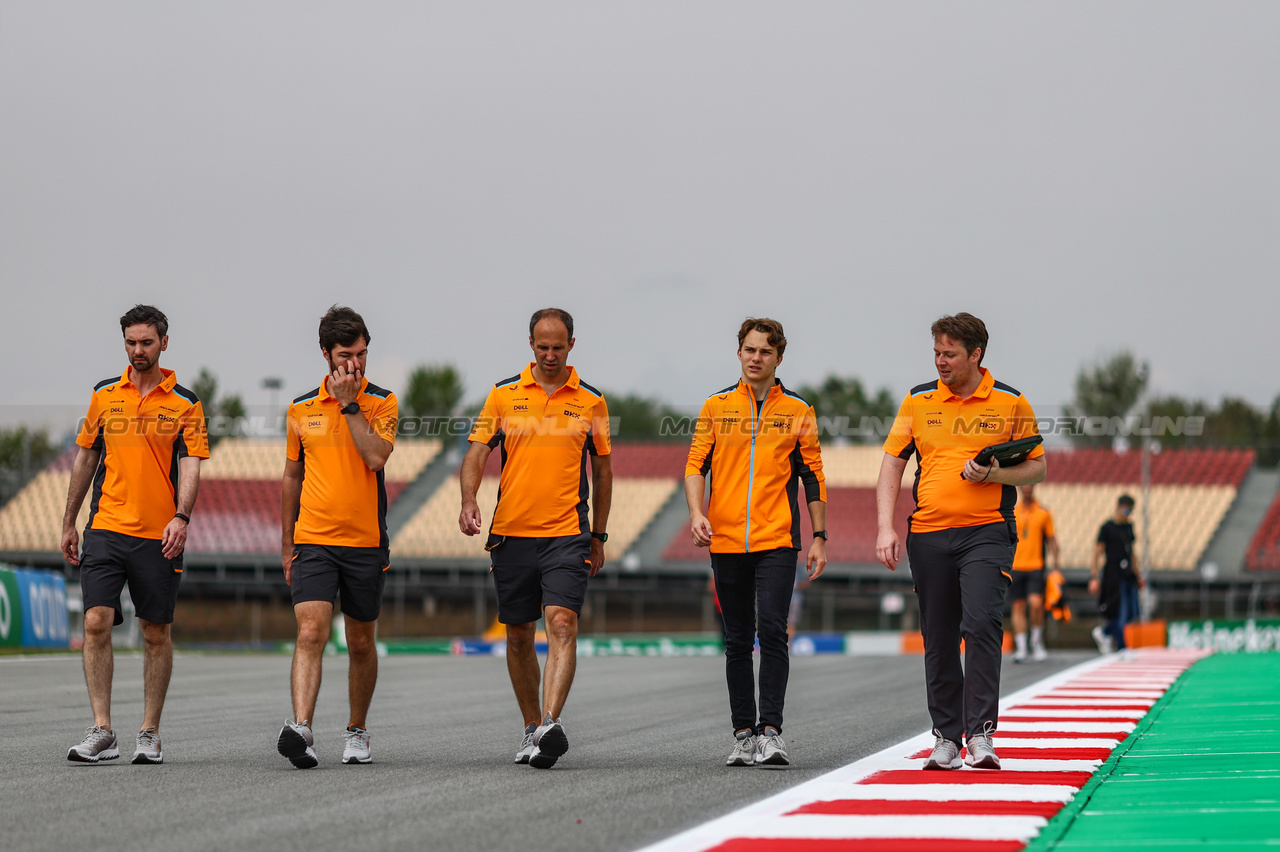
[2,2,1277,434]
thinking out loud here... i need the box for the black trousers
[712,548,798,734]
[907,521,1015,744]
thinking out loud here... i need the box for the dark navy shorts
[488,533,592,625]
[290,544,389,623]
[1008,568,1046,601]
[80,528,183,626]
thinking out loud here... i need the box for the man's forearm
[63,451,99,528]
[990,457,1046,487]
[346,414,392,471]
[591,470,612,533]
[807,500,827,533]
[281,477,303,541]
[684,475,706,517]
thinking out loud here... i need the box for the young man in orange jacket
[684,317,827,767]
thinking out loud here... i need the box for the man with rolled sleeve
[876,312,1045,771]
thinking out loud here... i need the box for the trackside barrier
[0,565,70,649]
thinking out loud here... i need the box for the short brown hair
[737,317,787,357]
[120,304,168,338]
[529,307,574,340]
[931,312,988,363]
[318,305,371,353]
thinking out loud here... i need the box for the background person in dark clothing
[1089,494,1142,654]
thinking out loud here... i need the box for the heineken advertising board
[1167,618,1280,654]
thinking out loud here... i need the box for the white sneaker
[514,722,537,764]
[132,726,163,764]
[1032,641,1048,662]
[726,730,755,766]
[1091,626,1114,655]
[966,723,1001,770]
[277,719,318,769]
[342,725,372,764]
[754,726,790,766]
[1012,646,1027,663]
[923,731,962,770]
[67,726,119,763]
[529,715,567,769]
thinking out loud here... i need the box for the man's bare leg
[506,621,542,726]
[344,616,378,729]
[139,619,173,731]
[291,601,333,724]
[541,605,578,719]
[82,606,115,730]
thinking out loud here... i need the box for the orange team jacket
[469,364,611,538]
[76,367,210,540]
[1013,499,1056,571]
[286,377,398,549]
[685,379,826,554]
[883,368,1043,534]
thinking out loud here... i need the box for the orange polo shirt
[1013,499,1056,571]
[286,376,398,549]
[685,379,826,554]
[76,367,209,540]
[883,368,1043,534]
[469,364,610,538]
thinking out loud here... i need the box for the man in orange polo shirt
[685,317,827,768]
[876,313,1045,771]
[278,306,397,769]
[61,305,208,765]
[459,307,612,769]
[1011,484,1059,662]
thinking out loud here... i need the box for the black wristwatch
[591,531,608,542]
[812,530,828,541]
[340,401,361,416]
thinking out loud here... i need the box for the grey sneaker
[966,723,1001,769]
[923,731,962,770]
[277,719,318,769]
[755,726,790,766]
[132,726,163,764]
[342,725,372,764]
[726,729,756,766]
[529,714,567,769]
[514,722,537,765]
[1092,625,1114,655]
[67,726,119,763]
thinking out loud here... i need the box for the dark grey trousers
[907,521,1016,744]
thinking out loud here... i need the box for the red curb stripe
[1010,704,1152,711]
[997,715,1140,723]
[705,840,1029,852]
[787,799,1065,817]
[906,747,1113,761]
[861,769,1092,786]
[994,730,1127,740]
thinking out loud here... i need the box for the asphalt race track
[1,650,1092,852]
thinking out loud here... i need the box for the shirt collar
[119,366,177,393]
[317,375,369,402]
[940,367,994,402]
[520,363,580,391]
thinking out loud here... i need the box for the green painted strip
[1025,654,1280,850]
[1021,659,1196,851]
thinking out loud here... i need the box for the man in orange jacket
[685,317,827,768]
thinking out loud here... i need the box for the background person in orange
[1010,484,1059,662]
[685,317,827,769]
[459,307,612,770]
[876,312,1045,772]
[61,304,208,765]
[278,306,397,769]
